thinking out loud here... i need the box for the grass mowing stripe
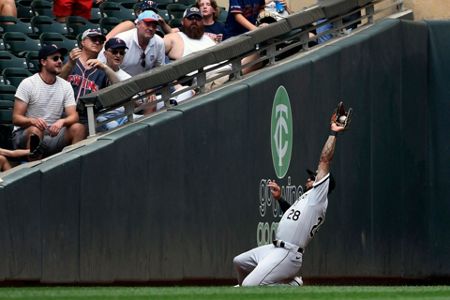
[0,286,449,300]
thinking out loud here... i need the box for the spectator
[53,0,105,23]
[60,29,119,103]
[96,37,142,131]
[164,7,229,91]
[0,148,30,171]
[105,1,173,40]
[99,10,166,76]
[0,0,17,19]
[196,0,225,43]
[223,0,266,40]
[12,45,85,159]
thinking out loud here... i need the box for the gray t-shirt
[14,73,76,131]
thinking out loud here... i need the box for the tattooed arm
[315,116,347,182]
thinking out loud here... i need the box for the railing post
[86,103,96,137]
[366,4,375,24]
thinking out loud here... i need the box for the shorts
[53,0,92,20]
[12,127,68,156]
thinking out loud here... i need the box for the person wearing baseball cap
[99,10,165,76]
[12,44,85,159]
[60,28,119,132]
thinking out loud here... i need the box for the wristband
[330,130,338,137]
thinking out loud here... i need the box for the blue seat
[2,67,33,88]
[66,16,101,39]
[3,32,41,57]
[99,17,120,36]
[30,0,54,17]
[31,15,68,36]
[0,16,34,36]
[39,32,77,51]
[0,50,28,69]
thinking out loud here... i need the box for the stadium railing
[79,0,410,137]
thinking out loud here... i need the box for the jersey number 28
[287,209,301,221]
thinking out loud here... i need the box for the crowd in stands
[0,0,307,172]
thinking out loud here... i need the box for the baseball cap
[105,37,129,50]
[137,10,159,22]
[134,0,158,13]
[81,28,105,41]
[38,44,68,60]
[183,7,202,19]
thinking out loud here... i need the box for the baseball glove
[332,101,352,129]
[256,11,278,25]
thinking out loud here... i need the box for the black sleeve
[277,197,291,213]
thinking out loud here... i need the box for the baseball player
[233,103,351,286]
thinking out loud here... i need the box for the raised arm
[315,105,350,182]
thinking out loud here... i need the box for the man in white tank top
[164,7,230,91]
[233,106,349,286]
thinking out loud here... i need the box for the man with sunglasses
[96,37,142,131]
[233,104,351,286]
[99,10,166,76]
[11,45,85,159]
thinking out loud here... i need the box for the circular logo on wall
[271,86,293,179]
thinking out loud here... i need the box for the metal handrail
[80,0,407,136]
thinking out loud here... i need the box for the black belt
[273,240,304,254]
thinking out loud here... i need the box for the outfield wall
[0,19,449,283]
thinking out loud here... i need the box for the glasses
[89,36,105,44]
[108,49,126,56]
[48,55,62,62]
[187,15,202,21]
[140,52,146,68]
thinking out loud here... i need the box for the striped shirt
[14,73,76,130]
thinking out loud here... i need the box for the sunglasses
[187,15,202,21]
[108,49,126,56]
[140,52,146,68]
[48,55,63,62]
[89,36,105,44]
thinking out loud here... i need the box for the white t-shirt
[14,73,76,131]
[98,28,165,76]
[275,173,330,249]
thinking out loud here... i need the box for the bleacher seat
[25,50,40,73]
[177,0,196,6]
[169,18,182,29]
[39,32,77,51]
[167,3,187,20]
[66,16,101,39]
[0,84,17,102]
[0,39,5,50]
[0,16,34,36]
[154,0,175,10]
[0,51,28,69]
[158,9,171,23]
[90,7,103,23]
[2,68,33,88]
[16,0,34,21]
[2,32,41,57]
[100,2,135,21]
[218,7,228,24]
[31,15,68,36]
[0,97,13,149]
[119,0,139,10]
[99,17,121,36]
[30,0,54,17]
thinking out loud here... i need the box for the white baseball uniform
[233,173,330,286]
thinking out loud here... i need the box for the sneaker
[289,276,303,286]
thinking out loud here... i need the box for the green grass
[0,286,449,300]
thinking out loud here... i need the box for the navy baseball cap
[38,44,68,60]
[183,7,202,19]
[134,0,158,13]
[105,37,128,50]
